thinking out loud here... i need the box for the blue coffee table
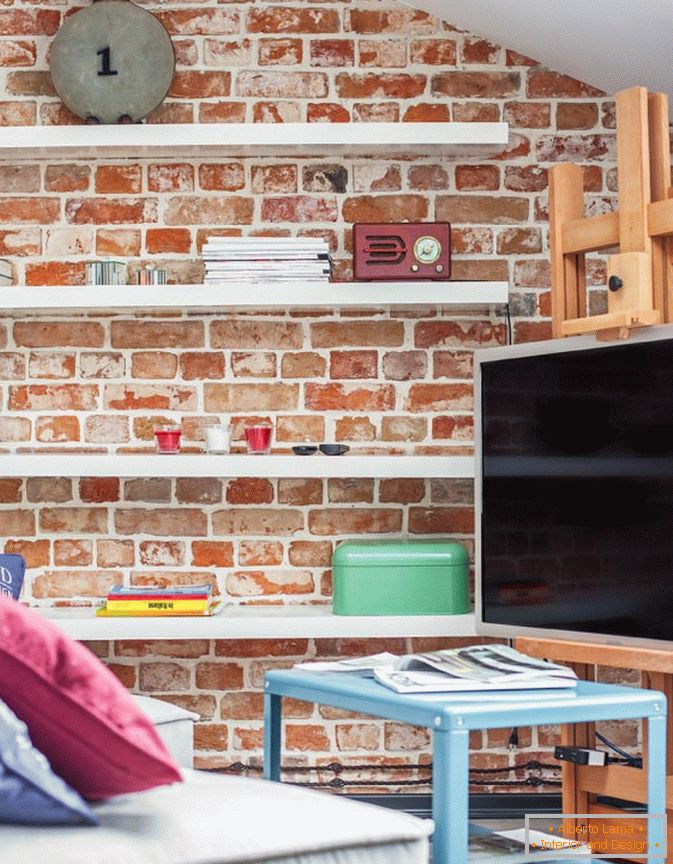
[263,671,667,864]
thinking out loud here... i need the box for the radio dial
[413,235,442,265]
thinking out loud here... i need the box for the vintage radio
[353,222,451,281]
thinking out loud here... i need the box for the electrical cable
[595,731,642,768]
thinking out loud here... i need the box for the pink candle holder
[154,425,182,454]
[245,424,273,454]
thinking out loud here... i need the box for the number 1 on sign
[97,47,118,77]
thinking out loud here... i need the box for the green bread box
[332,540,470,616]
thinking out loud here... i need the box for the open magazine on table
[294,644,578,694]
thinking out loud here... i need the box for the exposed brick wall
[0,0,633,791]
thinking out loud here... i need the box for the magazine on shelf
[295,645,578,694]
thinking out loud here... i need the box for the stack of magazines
[202,237,332,284]
[295,644,578,694]
[96,584,221,617]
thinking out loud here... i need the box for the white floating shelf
[0,453,475,479]
[37,606,477,641]
[0,122,508,160]
[0,281,508,314]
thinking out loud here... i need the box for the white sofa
[1,696,432,864]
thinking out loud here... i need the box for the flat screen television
[475,324,673,648]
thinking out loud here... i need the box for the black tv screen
[477,330,673,646]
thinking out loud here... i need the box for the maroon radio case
[353,222,451,281]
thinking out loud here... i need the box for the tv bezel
[474,322,673,650]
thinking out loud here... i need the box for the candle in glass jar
[154,425,182,454]
[245,424,272,454]
[206,425,231,454]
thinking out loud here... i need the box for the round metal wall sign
[50,0,175,124]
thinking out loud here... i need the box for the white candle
[206,425,231,454]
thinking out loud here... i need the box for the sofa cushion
[0,769,432,864]
[0,697,97,826]
[131,695,198,768]
[0,596,182,800]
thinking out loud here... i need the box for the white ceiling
[405,0,673,104]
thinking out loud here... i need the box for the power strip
[554,746,608,767]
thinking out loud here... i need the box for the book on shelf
[97,584,219,617]
[294,644,578,694]
[107,584,212,598]
[96,599,223,618]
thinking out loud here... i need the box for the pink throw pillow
[0,596,182,800]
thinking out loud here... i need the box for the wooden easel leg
[647,92,671,321]
[549,163,586,338]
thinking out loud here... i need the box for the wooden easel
[515,637,673,862]
[525,84,673,858]
[550,86,673,340]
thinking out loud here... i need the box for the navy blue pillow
[0,698,98,825]
[0,554,25,601]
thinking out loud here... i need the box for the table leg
[646,713,667,862]
[432,727,469,864]
[263,690,282,782]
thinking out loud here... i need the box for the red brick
[276,415,325,443]
[432,416,474,440]
[156,8,240,36]
[10,384,97,411]
[496,228,542,255]
[25,262,86,287]
[148,163,194,193]
[146,228,191,255]
[26,477,71,504]
[198,163,245,192]
[381,416,427,441]
[335,416,377,441]
[0,101,36,126]
[514,321,553,343]
[40,508,107,534]
[247,7,339,34]
[252,101,301,123]
[180,352,225,381]
[405,383,472,412]
[461,37,500,64]
[359,39,407,68]
[199,102,246,124]
[410,38,456,65]
[345,8,435,35]
[435,194,528,224]
[191,541,234,567]
[139,540,185,567]
[556,102,599,130]
[504,101,551,128]
[226,569,313,596]
[210,319,302,349]
[452,101,500,122]
[204,38,251,67]
[0,10,60,35]
[27,351,73,380]
[237,71,327,98]
[431,71,519,98]
[0,197,58,224]
[0,40,36,67]
[408,507,474,534]
[0,417,30,441]
[330,350,377,379]
[278,479,323,506]
[79,477,120,503]
[111,321,203,349]
[239,541,284,566]
[311,320,403,348]
[382,351,426,381]
[336,72,425,99]
[5,539,49,568]
[131,352,178,380]
[307,103,350,123]
[139,662,191,692]
[32,570,118,599]
[384,722,430,750]
[84,415,129,444]
[95,165,141,194]
[230,352,276,378]
[66,198,157,225]
[455,165,500,191]
[0,165,39,193]
[527,70,604,98]
[164,196,253,225]
[170,71,230,98]
[115,509,207,537]
[194,724,228,751]
[54,539,92,567]
[124,478,171,502]
[104,384,196,412]
[96,229,141,257]
[343,194,427,223]
[251,165,297,194]
[261,195,337,223]
[311,39,354,67]
[403,103,451,122]
[97,540,135,568]
[281,352,325,378]
[0,479,21,503]
[406,164,448,191]
[504,165,547,193]
[286,724,330,751]
[213,509,303,536]
[336,723,380,751]
[328,479,373,504]
[259,37,302,65]
[204,383,298,412]
[305,383,395,411]
[0,352,24,380]
[226,478,274,505]
[415,320,506,348]
[0,228,40,257]
[288,541,332,567]
[309,509,402,535]
[380,479,426,504]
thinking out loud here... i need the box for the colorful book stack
[96,584,219,617]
